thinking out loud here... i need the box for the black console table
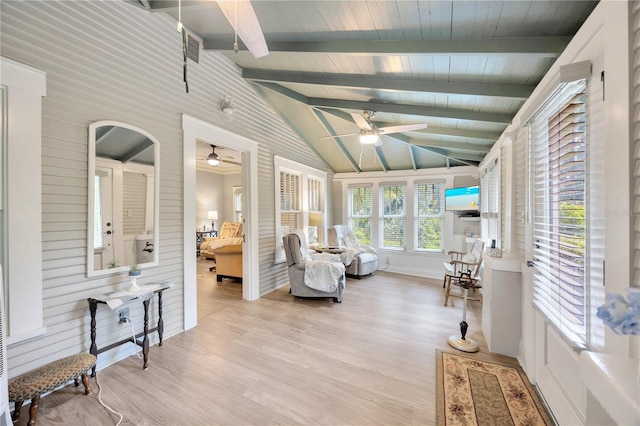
[87,282,173,376]
[196,230,217,256]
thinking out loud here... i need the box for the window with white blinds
[308,178,322,212]
[530,79,587,346]
[481,159,500,247]
[381,184,405,249]
[280,171,300,212]
[415,182,444,251]
[348,185,372,245]
[274,156,327,262]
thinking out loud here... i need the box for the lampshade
[308,212,323,226]
[207,210,218,220]
[359,133,379,145]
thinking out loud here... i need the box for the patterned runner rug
[436,350,554,426]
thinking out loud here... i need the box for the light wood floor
[15,260,489,425]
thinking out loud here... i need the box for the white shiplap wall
[633,1,640,288]
[1,0,331,377]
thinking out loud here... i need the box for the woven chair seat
[9,353,96,401]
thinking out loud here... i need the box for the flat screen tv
[445,186,480,213]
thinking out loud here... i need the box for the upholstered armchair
[200,222,243,281]
[283,233,345,303]
[328,225,378,278]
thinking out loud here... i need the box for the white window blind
[308,178,322,212]
[381,184,405,249]
[280,171,300,212]
[530,79,587,346]
[415,182,444,251]
[481,160,500,246]
[348,185,372,245]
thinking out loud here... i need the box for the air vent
[187,34,200,63]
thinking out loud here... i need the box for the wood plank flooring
[14,259,489,425]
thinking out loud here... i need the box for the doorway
[195,142,244,316]
[182,115,259,331]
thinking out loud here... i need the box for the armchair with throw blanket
[283,232,345,303]
[328,225,378,278]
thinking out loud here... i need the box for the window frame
[480,159,501,248]
[414,181,445,252]
[347,184,373,246]
[274,156,327,263]
[529,79,589,348]
[380,183,407,250]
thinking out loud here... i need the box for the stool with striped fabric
[8,353,96,426]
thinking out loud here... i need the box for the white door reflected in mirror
[87,121,159,277]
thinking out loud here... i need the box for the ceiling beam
[243,69,534,99]
[372,121,500,142]
[205,36,571,57]
[408,139,491,154]
[308,97,513,125]
[255,82,512,125]
[374,146,389,172]
[311,109,361,173]
[408,145,418,171]
[416,146,478,167]
[143,0,210,12]
[250,82,335,173]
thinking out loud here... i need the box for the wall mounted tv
[445,186,480,215]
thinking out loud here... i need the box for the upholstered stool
[9,353,96,426]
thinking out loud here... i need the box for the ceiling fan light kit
[359,133,380,145]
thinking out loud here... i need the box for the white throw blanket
[332,225,377,266]
[291,229,345,292]
[304,260,345,292]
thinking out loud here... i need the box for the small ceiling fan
[321,111,429,146]
[199,145,241,167]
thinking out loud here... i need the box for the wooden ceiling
[136,0,599,173]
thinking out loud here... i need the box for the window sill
[7,326,47,347]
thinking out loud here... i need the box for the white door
[95,167,114,268]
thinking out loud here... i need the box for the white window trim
[480,158,501,249]
[414,180,445,252]
[1,57,47,345]
[274,156,327,263]
[379,182,408,250]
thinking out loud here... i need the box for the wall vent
[187,34,200,63]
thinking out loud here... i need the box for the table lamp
[207,210,218,232]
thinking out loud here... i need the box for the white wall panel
[1,0,331,377]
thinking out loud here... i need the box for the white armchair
[328,225,378,278]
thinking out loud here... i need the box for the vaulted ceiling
[134,0,598,173]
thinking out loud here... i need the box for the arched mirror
[87,121,159,277]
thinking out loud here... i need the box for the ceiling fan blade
[222,159,242,166]
[377,123,429,135]
[350,112,372,131]
[217,0,269,58]
[319,132,360,140]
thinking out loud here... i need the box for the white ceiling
[134,0,598,173]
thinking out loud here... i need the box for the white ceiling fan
[321,111,429,146]
[198,145,241,167]
[216,0,269,58]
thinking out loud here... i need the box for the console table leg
[142,298,150,369]
[88,299,98,377]
[157,291,164,346]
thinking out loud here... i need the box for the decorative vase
[128,274,140,291]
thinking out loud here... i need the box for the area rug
[436,350,554,426]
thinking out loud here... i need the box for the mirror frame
[86,120,160,277]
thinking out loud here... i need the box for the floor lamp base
[448,335,479,353]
